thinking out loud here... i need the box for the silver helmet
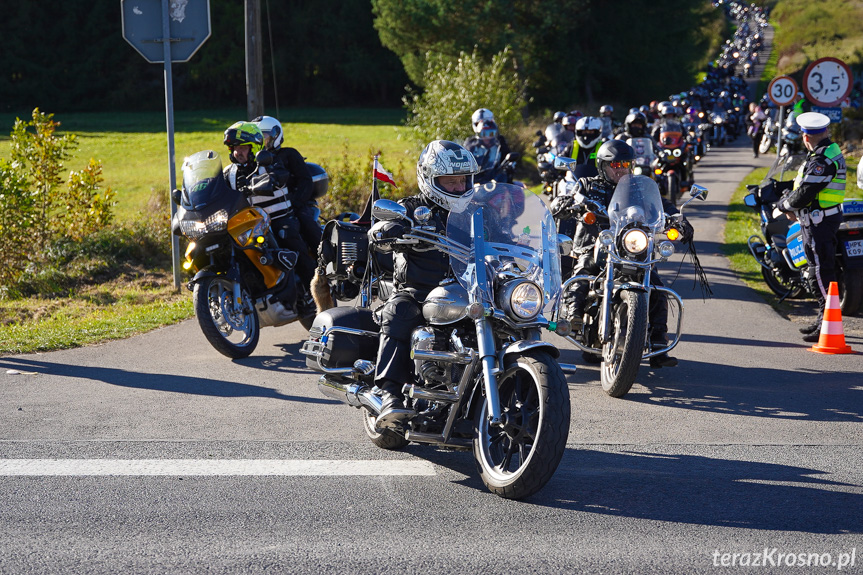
[416,140,479,213]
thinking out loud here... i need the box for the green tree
[404,47,528,145]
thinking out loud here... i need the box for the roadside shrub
[0,159,37,287]
[403,46,528,146]
[0,109,118,291]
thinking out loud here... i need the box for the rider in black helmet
[551,140,682,368]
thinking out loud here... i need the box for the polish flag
[374,158,397,187]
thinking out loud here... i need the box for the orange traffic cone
[809,282,853,355]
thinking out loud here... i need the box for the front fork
[598,263,651,345]
[475,316,503,426]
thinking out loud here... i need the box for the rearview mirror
[372,199,408,222]
[690,184,708,201]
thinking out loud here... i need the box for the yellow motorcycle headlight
[622,229,649,255]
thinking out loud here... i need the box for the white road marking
[0,459,436,476]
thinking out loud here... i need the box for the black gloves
[550,194,575,216]
[369,220,407,253]
[248,172,276,196]
[679,218,694,243]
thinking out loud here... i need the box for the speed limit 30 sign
[767,75,799,107]
[803,57,854,107]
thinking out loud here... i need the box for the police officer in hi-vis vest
[776,112,846,342]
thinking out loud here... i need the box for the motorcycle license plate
[845,239,863,257]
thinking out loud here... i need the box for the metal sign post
[121,0,211,289]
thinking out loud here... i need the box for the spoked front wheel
[600,290,648,398]
[193,276,260,358]
[473,352,570,500]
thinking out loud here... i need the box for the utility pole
[245,0,264,120]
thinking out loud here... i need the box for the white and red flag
[373,158,397,187]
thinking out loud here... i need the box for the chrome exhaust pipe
[317,376,382,415]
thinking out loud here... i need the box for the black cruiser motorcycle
[301,183,572,499]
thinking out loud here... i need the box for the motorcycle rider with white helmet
[368,140,480,425]
[252,115,320,253]
[567,116,604,178]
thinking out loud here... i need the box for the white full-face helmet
[471,108,495,133]
[416,140,479,212]
[252,115,284,151]
[574,116,603,148]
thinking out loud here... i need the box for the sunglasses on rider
[608,161,632,169]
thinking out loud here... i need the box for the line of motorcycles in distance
[533,107,739,207]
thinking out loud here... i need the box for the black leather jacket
[373,195,450,297]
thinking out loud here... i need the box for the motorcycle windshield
[180,150,228,210]
[628,137,656,163]
[607,175,666,235]
[762,153,806,186]
[447,183,562,315]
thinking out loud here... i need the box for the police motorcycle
[744,154,863,315]
[171,150,324,358]
[553,158,707,398]
[301,183,572,499]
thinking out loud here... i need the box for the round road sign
[803,57,853,107]
[767,76,799,107]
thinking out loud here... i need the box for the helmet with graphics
[416,140,479,212]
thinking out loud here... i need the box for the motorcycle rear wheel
[601,290,648,398]
[473,352,570,499]
[193,276,260,359]
[362,409,409,450]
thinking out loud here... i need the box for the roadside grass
[0,276,191,355]
[0,108,416,222]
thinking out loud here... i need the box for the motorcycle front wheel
[473,352,570,500]
[601,290,648,398]
[759,133,773,155]
[761,265,804,299]
[193,276,260,359]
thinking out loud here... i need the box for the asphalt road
[2,36,863,575]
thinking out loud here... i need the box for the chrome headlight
[622,229,649,255]
[499,280,543,321]
[672,148,682,157]
[658,241,675,258]
[598,230,615,248]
